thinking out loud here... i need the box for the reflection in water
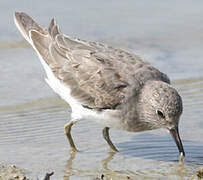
[64,151,134,180]
[64,151,138,179]
[64,152,116,179]
[63,150,196,179]
[102,152,116,170]
[64,151,76,179]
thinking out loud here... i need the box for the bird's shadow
[118,133,203,165]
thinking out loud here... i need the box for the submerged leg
[102,127,119,152]
[64,121,78,152]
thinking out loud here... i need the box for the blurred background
[0,0,203,179]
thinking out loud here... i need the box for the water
[0,0,203,179]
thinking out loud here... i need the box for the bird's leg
[64,121,78,152]
[102,127,119,152]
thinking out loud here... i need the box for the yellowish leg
[64,121,78,152]
[103,127,119,152]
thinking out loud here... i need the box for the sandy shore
[0,164,31,180]
[0,165,54,180]
[1,164,203,180]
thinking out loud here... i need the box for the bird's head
[138,80,185,156]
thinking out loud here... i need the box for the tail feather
[48,18,60,40]
[14,12,60,65]
[14,12,48,44]
[29,30,53,65]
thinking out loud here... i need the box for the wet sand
[0,164,54,180]
[0,164,31,180]
[1,164,203,180]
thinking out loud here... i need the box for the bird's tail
[14,12,48,45]
[14,12,61,66]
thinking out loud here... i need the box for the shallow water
[1,0,203,179]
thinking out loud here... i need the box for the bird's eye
[156,110,165,118]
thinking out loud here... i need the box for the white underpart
[27,31,123,129]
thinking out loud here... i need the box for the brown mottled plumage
[14,12,185,160]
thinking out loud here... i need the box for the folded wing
[14,12,132,109]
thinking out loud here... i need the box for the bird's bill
[169,127,185,157]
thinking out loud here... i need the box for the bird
[14,12,185,160]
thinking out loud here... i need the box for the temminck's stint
[14,12,185,160]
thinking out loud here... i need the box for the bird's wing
[14,12,143,109]
[48,23,135,109]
